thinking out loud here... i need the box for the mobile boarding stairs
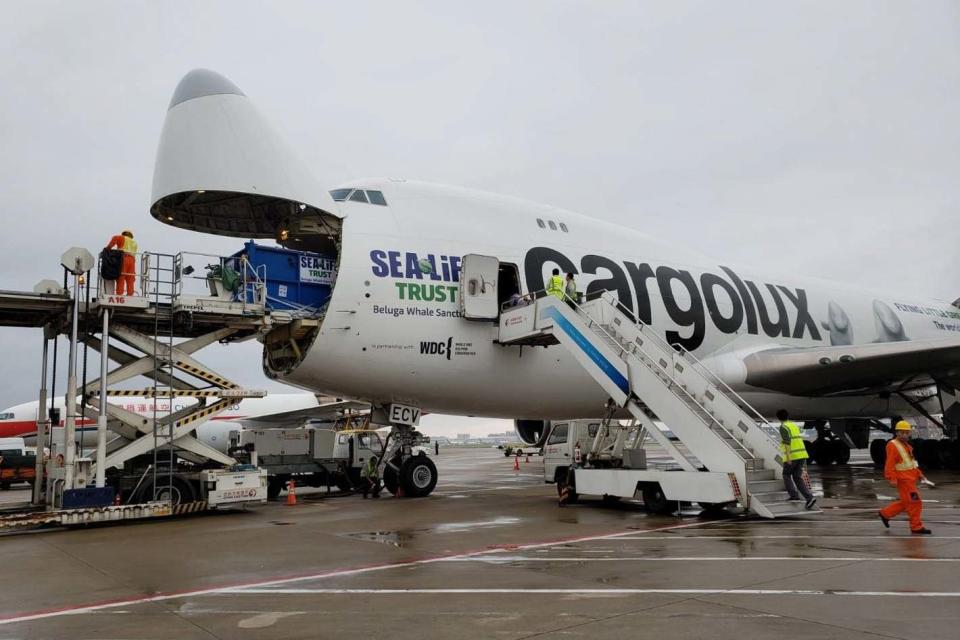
[498,291,820,519]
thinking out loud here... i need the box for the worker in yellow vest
[777,409,816,509]
[546,268,565,300]
[106,230,138,296]
[879,421,931,534]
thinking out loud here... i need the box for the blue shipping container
[233,241,336,315]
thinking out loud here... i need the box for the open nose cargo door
[150,69,343,375]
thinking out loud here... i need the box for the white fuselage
[276,180,956,421]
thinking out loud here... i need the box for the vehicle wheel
[556,469,578,504]
[642,484,673,515]
[504,447,513,457]
[399,456,438,497]
[267,478,282,500]
[335,471,353,493]
[830,440,851,465]
[136,476,196,506]
[382,465,399,495]
[870,439,887,468]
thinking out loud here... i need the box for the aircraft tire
[831,440,851,465]
[383,466,399,495]
[870,439,887,468]
[399,455,438,497]
[816,440,837,465]
[642,484,673,515]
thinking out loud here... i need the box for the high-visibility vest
[547,275,565,299]
[779,420,808,462]
[122,236,138,255]
[889,439,919,474]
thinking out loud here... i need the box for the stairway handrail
[669,343,775,432]
[556,293,756,458]
[579,289,775,434]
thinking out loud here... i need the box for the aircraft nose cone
[169,68,245,109]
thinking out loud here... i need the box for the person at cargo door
[546,268,565,300]
[879,421,931,534]
[565,272,578,309]
[106,230,138,296]
[777,409,816,510]
[361,454,381,499]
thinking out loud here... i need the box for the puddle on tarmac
[342,516,523,548]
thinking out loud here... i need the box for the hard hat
[895,420,912,431]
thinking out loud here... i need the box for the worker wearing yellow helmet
[879,420,931,534]
[106,230,138,296]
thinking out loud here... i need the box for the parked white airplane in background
[145,69,960,488]
[0,394,365,454]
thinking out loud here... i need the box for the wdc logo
[420,337,453,360]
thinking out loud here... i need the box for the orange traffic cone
[513,455,520,471]
[286,480,297,506]
[525,454,530,463]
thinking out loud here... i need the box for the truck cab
[543,420,603,484]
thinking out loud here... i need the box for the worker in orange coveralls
[106,230,138,296]
[879,420,932,535]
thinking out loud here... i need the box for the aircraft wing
[237,399,370,428]
[741,337,960,396]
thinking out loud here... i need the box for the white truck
[233,426,389,499]
[542,419,741,514]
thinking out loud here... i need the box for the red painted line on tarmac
[0,519,711,625]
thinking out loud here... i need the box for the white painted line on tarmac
[223,588,960,598]
[0,519,712,625]
[438,556,960,563]
[615,535,960,540]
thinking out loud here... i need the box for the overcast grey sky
[1,1,958,436]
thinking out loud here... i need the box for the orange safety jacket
[884,439,921,483]
[107,234,138,255]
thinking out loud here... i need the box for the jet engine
[514,419,550,447]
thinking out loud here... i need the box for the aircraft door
[459,254,500,320]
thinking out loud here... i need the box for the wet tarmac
[1,446,959,639]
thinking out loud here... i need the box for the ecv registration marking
[388,402,421,426]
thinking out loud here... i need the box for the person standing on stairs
[777,409,816,510]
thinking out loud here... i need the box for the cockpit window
[349,190,369,203]
[329,188,352,201]
[367,190,387,206]
[0,412,13,420]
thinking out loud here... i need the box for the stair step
[747,469,776,481]
[763,501,818,515]
[747,479,782,493]
[750,490,790,502]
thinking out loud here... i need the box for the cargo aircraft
[146,69,960,495]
